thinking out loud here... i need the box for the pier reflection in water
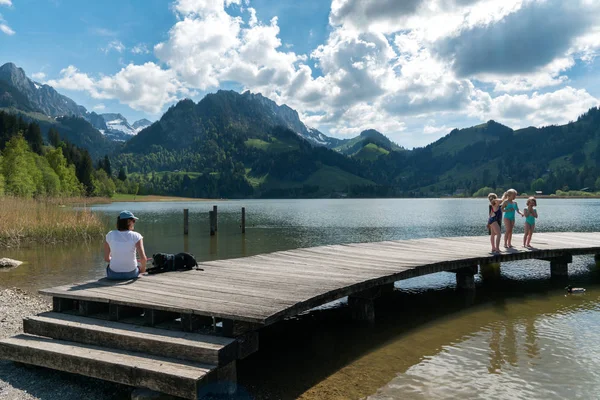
[238,259,600,399]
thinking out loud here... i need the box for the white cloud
[96,63,182,114]
[46,65,98,94]
[423,124,449,135]
[0,23,13,35]
[47,63,183,114]
[32,72,46,80]
[131,43,150,54]
[103,40,125,54]
[0,13,14,35]
[93,104,106,111]
[0,0,12,6]
[475,86,599,128]
[90,27,117,37]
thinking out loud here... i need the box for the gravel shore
[0,288,130,400]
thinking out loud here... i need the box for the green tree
[35,155,61,197]
[76,150,95,195]
[46,147,84,196]
[472,186,495,197]
[530,178,545,193]
[92,169,116,197]
[24,123,44,155]
[48,128,61,148]
[103,155,112,177]
[2,135,37,197]
[118,166,127,181]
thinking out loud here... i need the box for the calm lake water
[2,198,600,399]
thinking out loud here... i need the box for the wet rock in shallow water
[0,258,22,269]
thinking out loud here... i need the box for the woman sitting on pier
[103,210,148,280]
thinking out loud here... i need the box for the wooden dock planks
[39,232,600,327]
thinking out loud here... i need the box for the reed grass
[0,197,106,248]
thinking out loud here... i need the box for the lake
[2,198,600,399]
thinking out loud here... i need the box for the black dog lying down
[147,252,204,274]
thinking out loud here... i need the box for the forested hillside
[359,108,600,196]
[0,111,120,197]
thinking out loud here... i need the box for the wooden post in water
[548,254,571,279]
[209,211,216,236]
[480,262,501,282]
[183,209,189,235]
[213,205,218,232]
[241,207,246,234]
[454,265,477,290]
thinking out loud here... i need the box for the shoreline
[110,194,215,202]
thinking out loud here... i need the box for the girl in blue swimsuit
[523,197,538,247]
[487,193,505,253]
[502,189,523,248]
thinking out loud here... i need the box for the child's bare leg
[527,224,535,246]
[523,224,530,247]
[510,220,516,246]
[490,229,495,251]
[503,219,509,247]
[494,223,501,251]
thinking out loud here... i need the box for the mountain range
[0,63,152,144]
[1,61,599,198]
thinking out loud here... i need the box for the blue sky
[1,0,600,148]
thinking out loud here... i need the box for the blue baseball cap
[118,210,138,220]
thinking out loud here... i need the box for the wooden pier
[1,232,599,399]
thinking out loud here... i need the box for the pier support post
[480,262,502,282]
[241,207,246,234]
[198,361,237,398]
[548,254,572,279]
[183,209,188,235]
[454,265,477,290]
[379,282,395,295]
[109,304,143,321]
[78,300,108,316]
[348,287,380,324]
[144,309,179,327]
[52,297,76,313]
[213,205,218,232]
[209,211,216,236]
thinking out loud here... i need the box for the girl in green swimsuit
[523,197,538,247]
[502,189,523,248]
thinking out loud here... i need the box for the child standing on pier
[523,197,538,247]
[502,189,523,248]
[487,193,505,253]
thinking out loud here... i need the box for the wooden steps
[0,334,217,399]
[23,312,237,365]
[0,312,243,398]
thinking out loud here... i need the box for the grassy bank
[0,197,105,248]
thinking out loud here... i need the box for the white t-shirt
[106,230,143,272]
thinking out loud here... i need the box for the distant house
[580,187,590,192]
[535,191,543,195]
